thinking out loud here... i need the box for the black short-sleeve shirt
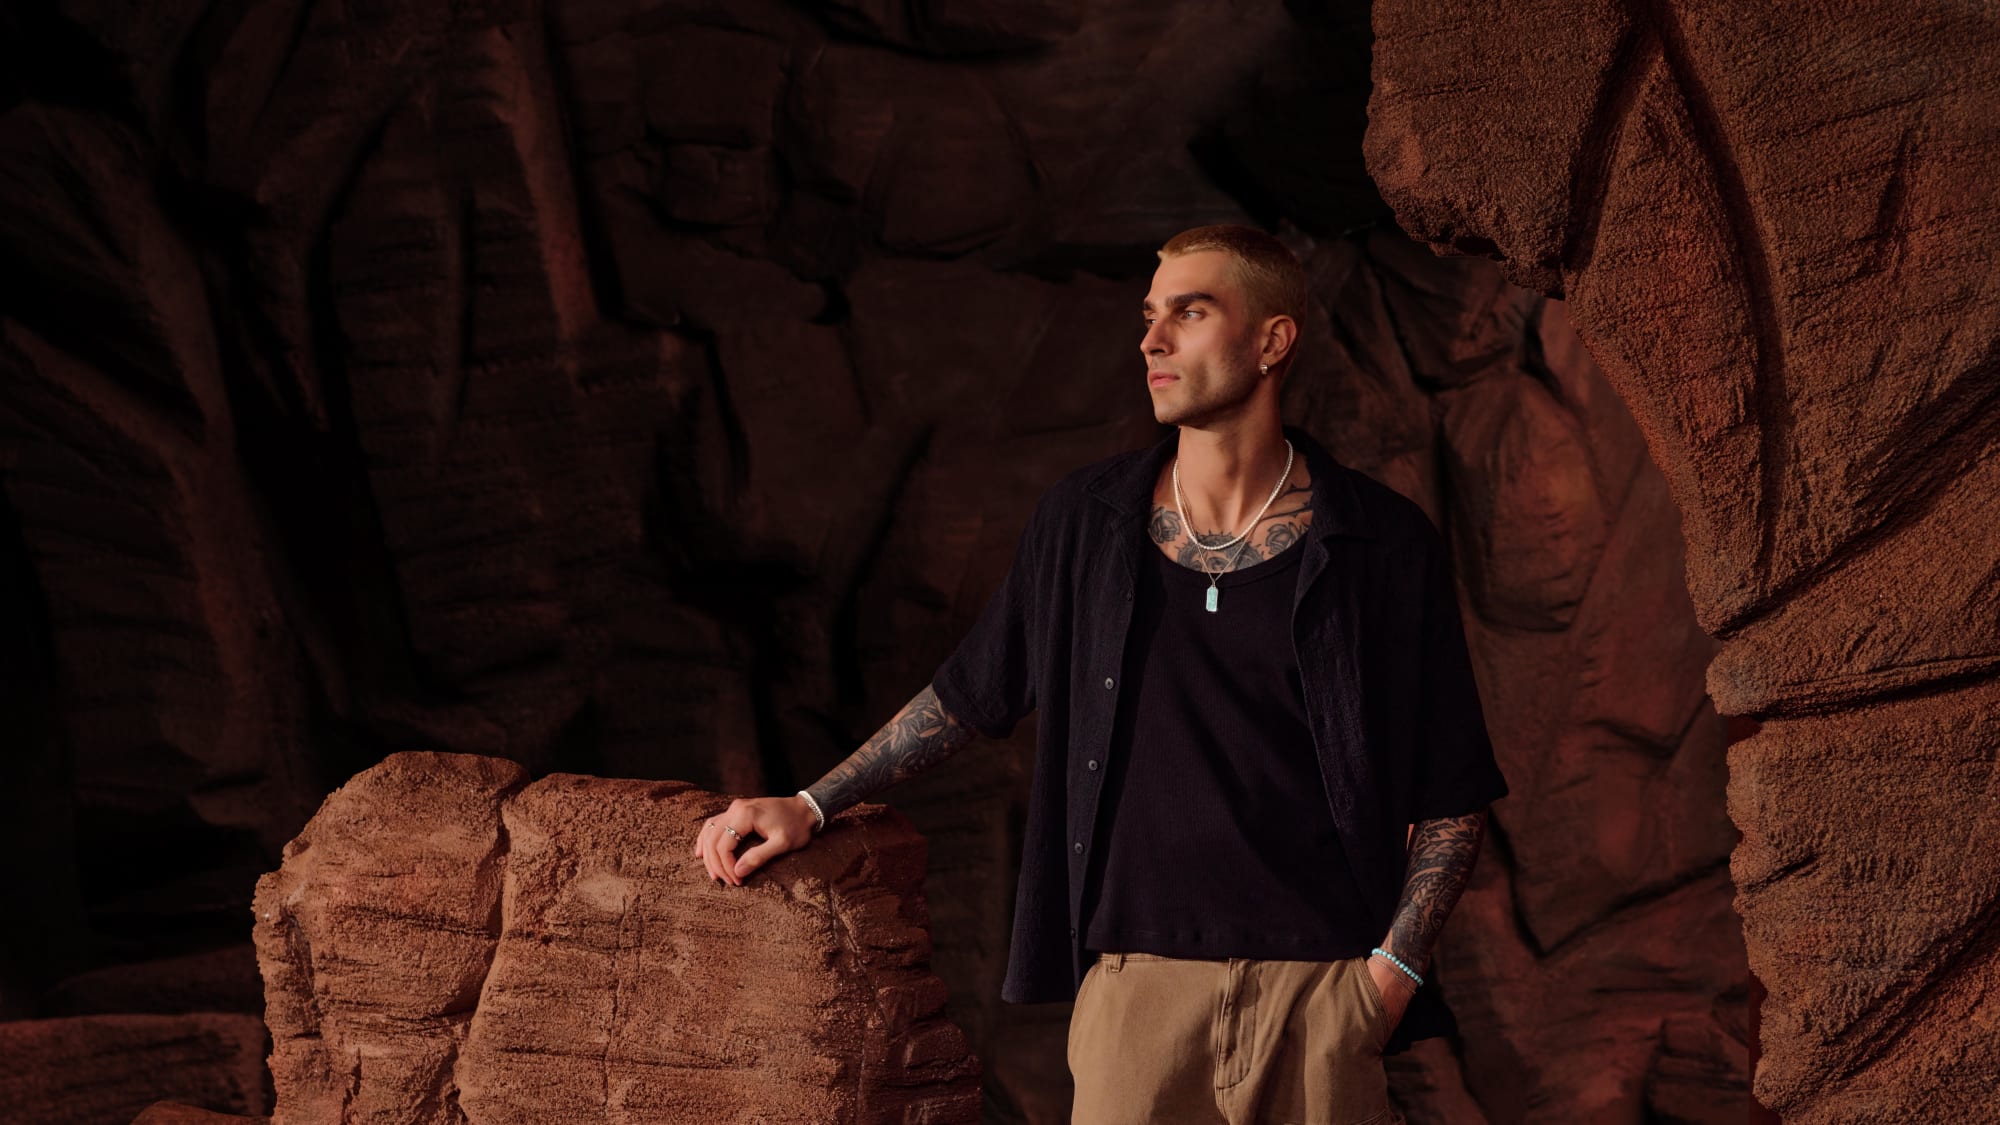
[929,424,1510,1054]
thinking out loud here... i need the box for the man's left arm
[1369,523,1508,1024]
[1370,808,1488,1021]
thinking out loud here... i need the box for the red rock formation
[252,751,977,1123]
[0,1012,270,1125]
[1368,2,2000,1120]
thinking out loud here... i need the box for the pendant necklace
[1171,439,1294,613]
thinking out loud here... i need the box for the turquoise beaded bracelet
[1369,947,1424,990]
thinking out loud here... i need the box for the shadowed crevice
[1632,0,1794,632]
[1559,23,1655,288]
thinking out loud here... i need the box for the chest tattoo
[1149,478,1313,572]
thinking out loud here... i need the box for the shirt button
[1069,927,1078,939]
[1087,759,1099,771]
[1103,677,1114,689]
[1074,841,1084,854]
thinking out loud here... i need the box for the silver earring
[1260,364,1269,374]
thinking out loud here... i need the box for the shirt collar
[1084,423,1375,540]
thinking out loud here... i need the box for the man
[693,225,1508,1124]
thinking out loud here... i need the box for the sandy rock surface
[1367,2,2000,1118]
[0,1013,270,1125]
[253,751,978,1123]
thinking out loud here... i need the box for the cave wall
[1,0,1744,1121]
[1366,1,2000,1121]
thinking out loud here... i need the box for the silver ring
[721,825,741,840]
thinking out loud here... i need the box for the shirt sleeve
[930,494,1048,740]
[1409,529,1511,820]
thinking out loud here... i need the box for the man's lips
[1148,372,1178,387]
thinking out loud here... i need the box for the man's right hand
[695,684,976,886]
[692,795,818,886]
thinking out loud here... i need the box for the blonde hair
[1157,225,1309,366]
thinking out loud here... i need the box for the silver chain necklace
[1171,439,1294,612]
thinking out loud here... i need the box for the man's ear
[1262,315,1298,369]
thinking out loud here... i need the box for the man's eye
[1181,309,1201,318]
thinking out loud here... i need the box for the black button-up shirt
[931,424,1510,1052]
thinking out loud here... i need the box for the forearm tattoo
[1383,811,1488,975]
[803,685,979,820]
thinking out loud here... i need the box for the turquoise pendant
[1205,586,1219,612]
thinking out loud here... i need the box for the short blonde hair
[1157,225,1309,348]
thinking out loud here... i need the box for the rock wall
[0,1012,271,1125]
[1367,1,2000,1120]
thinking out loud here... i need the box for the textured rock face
[0,1012,271,1125]
[1368,2,2000,1120]
[252,752,977,1123]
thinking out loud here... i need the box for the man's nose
[1140,324,1169,356]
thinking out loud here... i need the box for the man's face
[1139,250,1268,428]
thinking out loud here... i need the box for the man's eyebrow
[1141,291,1221,315]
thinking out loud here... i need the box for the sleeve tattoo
[803,685,980,821]
[1383,810,1488,975]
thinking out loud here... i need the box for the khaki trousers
[1066,951,1407,1125]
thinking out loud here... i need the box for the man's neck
[1170,422,1294,535]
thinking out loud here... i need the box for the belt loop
[1106,952,1125,972]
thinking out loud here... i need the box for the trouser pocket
[1351,956,1392,1049]
[1067,955,1114,1071]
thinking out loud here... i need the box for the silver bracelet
[796,789,826,832]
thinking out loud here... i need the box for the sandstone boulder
[253,751,978,1123]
